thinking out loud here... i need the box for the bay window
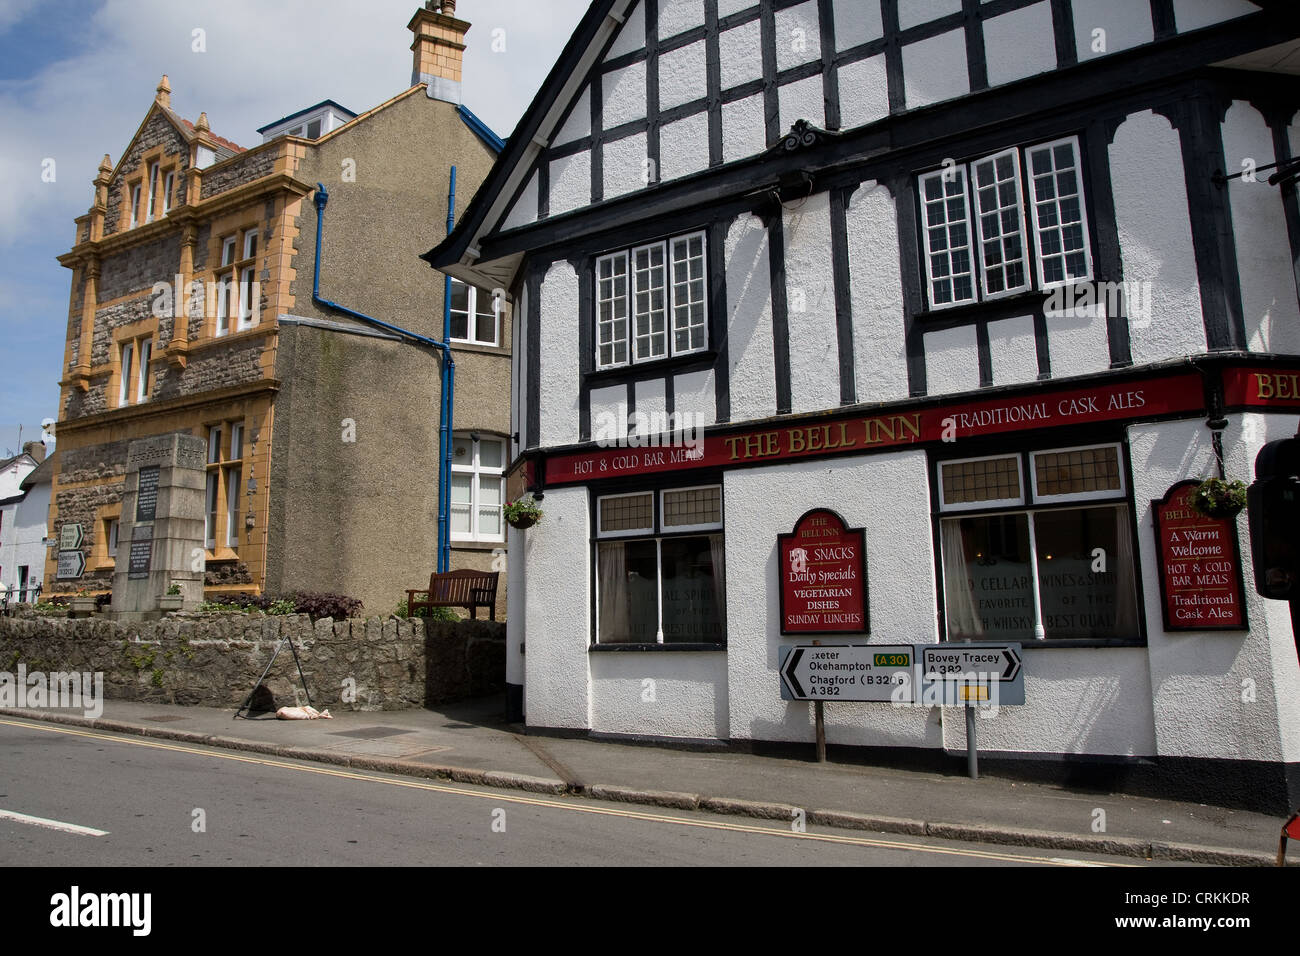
[595,485,725,646]
[937,444,1139,643]
[919,136,1091,309]
[595,231,707,369]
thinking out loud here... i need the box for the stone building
[429,0,1300,812]
[47,1,510,618]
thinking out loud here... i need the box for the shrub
[292,592,362,621]
[395,597,458,621]
[267,599,297,615]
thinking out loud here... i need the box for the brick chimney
[408,1,470,105]
[22,441,45,464]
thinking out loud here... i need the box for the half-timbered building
[427,0,1300,811]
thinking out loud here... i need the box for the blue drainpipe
[312,179,457,573]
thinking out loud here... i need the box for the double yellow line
[0,717,1128,866]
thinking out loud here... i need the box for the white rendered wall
[1046,299,1112,378]
[506,523,525,688]
[660,111,710,182]
[924,325,980,395]
[659,0,706,40]
[1221,101,1300,355]
[838,55,890,131]
[606,0,645,60]
[1129,414,1300,763]
[549,151,591,216]
[719,19,762,92]
[778,74,825,132]
[833,0,883,50]
[603,61,647,128]
[522,485,591,729]
[725,451,941,747]
[674,369,717,427]
[774,1,821,73]
[1073,0,1153,62]
[845,181,907,404]
[1110,110,1206,365]
[983,1,1057,88]
[898,0,961,32]
[553,87,591,146]
[721,93,767,164]
[901,29,969,111]
[987,315,1039,387]
[501,170,539,231]
[725,213,777,422]
[590,652,730,738]
[658,39,706,111]
[538,261,581,447]
[604,130,648,199]
[783,192,841,414]
[1172,0,1257,33]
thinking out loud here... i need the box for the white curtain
[597,542,630,642]
[941,519,984,639]
[1113,506,1139,636]
[709,533,726,625]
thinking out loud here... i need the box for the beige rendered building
[46,1,511,618]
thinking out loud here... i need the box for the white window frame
[631,241,668,362]
[1025,136,1093,292]
[204,471,219,549]
[129,184,141,229]
[595,230,709,370]
[163,171,175,215]
[594,485,725,646]
[107,519,119,558]
[225,468,241,549]
[659,484,724,534]
[1028,442,1125,504]
[118,342,134,406]
[918,166,976,311]
[449,433,505,543]
[243,230,257,261]
[969,148,1031,301]
[919,136,1093,310]
[448,279,501,347]
[207,426,222,465]
[146,162,160,223]
[230,423,243,461]
[936,453,1026,513]
[596,491,655,539]
[237,265,257,331]
[135,339,152,403]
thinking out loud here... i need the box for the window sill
[586,350,716,384]
[589,642,726,652]
[451,539,506,551]
[450,341,507,356]
[917,291,1054,327]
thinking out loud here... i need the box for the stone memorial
[111,434,206,620]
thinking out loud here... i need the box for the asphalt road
[0,717,1155,867]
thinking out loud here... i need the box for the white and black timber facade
[427,0,1300,813]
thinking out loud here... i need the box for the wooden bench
[407,569,500,621]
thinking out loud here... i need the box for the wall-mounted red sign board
[543,371,1203,486]
[777,509,868,635]
[1151,480,1248,631]
[1223,367,1300,408]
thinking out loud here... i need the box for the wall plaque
[1152,480,1248,631]
[135,466,159,523]
[778,508,868,635]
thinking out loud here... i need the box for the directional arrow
[1001,647,1022,681]
[782,647,806,697]
[56,550,86,580]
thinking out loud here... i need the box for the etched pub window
[595,486,725,645]
[936,444,1139,643]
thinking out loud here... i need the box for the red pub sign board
[778,509,868,635]
[543,370,1203,485]
[1151,481,1248,631]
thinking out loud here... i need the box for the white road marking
[0,808,109,837]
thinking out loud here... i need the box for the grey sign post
[920,643,1025,780]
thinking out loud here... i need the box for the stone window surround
[121,145,180,234]
[111,322,158,410]
[208,220,264,339]
[203,419,245,557]
[93,505,122,571]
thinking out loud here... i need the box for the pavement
[2,695,1295,867]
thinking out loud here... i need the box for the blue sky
[0,0,588,458]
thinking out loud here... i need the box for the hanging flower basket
[1190,477,1247,520]
[504,495,543,530]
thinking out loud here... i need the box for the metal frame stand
[234,635,312,719]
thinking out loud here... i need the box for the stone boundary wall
[0,613,504,712]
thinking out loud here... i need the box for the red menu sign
[778,509,868,634]
[1151,481,1248,631]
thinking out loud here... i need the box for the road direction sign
[56,549,86,580]
[779,644,917,702]
[59,523,84,551]
[920,643,1025,706]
